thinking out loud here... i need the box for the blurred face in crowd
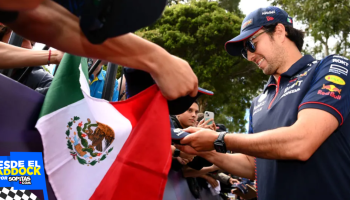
[0,25,34,49]
[176,102,199,128]
[245,27,286,76]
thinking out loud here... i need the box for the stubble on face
[263,42,286,75]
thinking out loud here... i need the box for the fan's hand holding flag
[36,54,172,200]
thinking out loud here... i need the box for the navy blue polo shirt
[248,55,350,200]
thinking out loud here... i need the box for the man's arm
[0,42,62,68]
[182,165,219,178]
[5,0,198,100]
[0,0,44,11]
[175,146,255,180]
[181,108,338,161]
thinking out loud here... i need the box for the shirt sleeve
[299,55,350,125]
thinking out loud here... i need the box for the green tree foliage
[271,0,350,57]
[217,0,243,16]
[137,1,266,132]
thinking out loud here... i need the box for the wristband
[48,49,52,66]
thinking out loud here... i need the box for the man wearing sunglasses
[177,6,350,200]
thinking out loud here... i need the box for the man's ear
[274,23,286,43]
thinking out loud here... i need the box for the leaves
[81,138,88,148]
[73,116,80,121]
[137,1,266,132]
[90,160,98,166]
[68,122,73,127]
[67,140,73,150]
[100,155,107,161]
[77,156,87,165]
[108,147,113,153]
[271,0,350,57]
[65,130,70,136]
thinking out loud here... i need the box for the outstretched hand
[179,127,219,152]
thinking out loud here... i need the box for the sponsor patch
[325,75,345,85]
[258,91,268,102]
[262,10,275,15]
[332,58,349,67]
[253,107,262,116]
[266,16,274,21]
[281,80,303,99]
[329,64,348,76]
[242,19,253,30]
[333,55,349,61]
[317,84,342,100]
[281,88,300,99]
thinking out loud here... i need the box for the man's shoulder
[317,54,350,70]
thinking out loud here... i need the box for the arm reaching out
[0,42,62,68]
[5,0,198,100]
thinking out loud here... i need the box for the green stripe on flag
[39,54,89,118]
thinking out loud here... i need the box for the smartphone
[204,111,215,125]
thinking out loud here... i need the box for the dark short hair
[263,23,304,52]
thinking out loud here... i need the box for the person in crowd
[177,6,350,200]
[88,59,119,102]
[0,0,198,100]
[0,24,63,69]
[171,101,199,129]
[0,24,62,94]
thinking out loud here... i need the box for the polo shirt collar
[263,55,315,92]
[281,55,315,77]
[263,76,277,92]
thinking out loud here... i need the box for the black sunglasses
[241,31,266,59]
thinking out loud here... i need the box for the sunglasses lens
[247,41,256,53]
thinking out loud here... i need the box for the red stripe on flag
[90,85,172,200]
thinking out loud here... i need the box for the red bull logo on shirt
[317,84,342,100]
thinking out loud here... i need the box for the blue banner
[0,152,48,200]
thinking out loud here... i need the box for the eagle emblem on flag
[65,117,115,166]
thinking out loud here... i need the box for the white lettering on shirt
[329,64,348,76]
[332,59,349,67]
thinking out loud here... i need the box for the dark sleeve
[299,55,350,125]
[37,72,53,89]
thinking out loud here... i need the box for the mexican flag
[35,54,172,200]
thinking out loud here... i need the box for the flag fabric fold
[36,54,172,200]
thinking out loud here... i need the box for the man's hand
[229,178,239,185]
[179,151,195,162]
[202,175,219,188]
[176,157,190,165]
[209,164,220,172]
[51,50,64,64]
[180,127,219,151]
[150,55,198,100]
[197,119,216,130]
